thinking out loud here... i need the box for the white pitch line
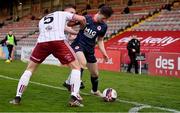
[128,105,151,113]
[0,74,179,113]
[0,74,90,96]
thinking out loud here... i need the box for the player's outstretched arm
[97,37,109,62]
[72,14,86,28]
[65,26,78,35]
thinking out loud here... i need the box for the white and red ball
[102,88,117,102]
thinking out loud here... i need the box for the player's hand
[103,54,109,62]
[6,41,10,45]
[67,20,78,27]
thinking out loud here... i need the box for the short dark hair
[99,5,113,18]
[63,4,76,11]
[98,3,105,9]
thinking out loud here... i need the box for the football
[102,88,117,102]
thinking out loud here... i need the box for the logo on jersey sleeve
[45,26,53,31]
[83,27,97,39]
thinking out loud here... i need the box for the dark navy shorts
[71,43,97,63]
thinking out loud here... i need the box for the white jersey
[37,11,74,43]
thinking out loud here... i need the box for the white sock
[66,74,82,85]
[69,69,81,97]
[65,75,71,85]
[16,70,32,97]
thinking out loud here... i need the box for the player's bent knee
[68,60,81,70]
[91,72,99,77]
[78,60,87,69]
[80,63,86,69]
[26,61,39,73]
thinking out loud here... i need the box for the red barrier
[105,31,180,70]
[105,31,180,53]
[148,52,180,78]
[97,31,180,73]
[95,49,121,72]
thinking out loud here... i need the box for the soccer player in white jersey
[9,7,86,107]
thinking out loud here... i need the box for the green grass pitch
[0,60,179,112]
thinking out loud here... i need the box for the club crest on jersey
[97,26,101,31]
[75,46,79,50]
[84,27,97,39]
